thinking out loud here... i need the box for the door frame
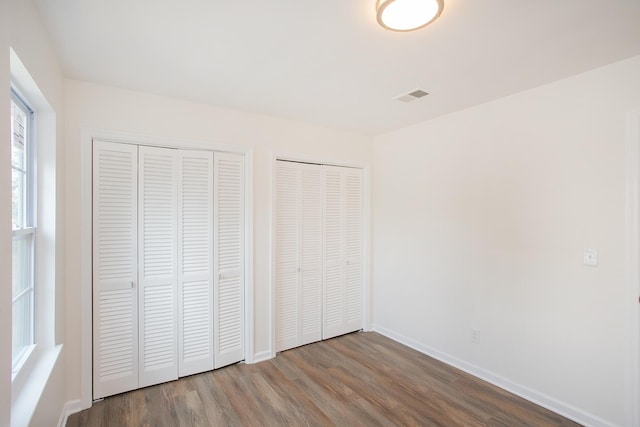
[626,108,640,427]
[79,128,254,410]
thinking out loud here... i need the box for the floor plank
[67,332,582,426]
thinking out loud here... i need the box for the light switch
[583,248,598,267]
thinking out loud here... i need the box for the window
[11,91,35,372]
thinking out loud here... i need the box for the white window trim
[10,89,37,377]
[9,47,61,427]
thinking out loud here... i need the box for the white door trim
[626,108,640,427]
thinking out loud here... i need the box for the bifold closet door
[323,166,363,340]
[138,146,179,388]
[93,141,139,399]
[213,152,245,368]
[178,150,214,377]
[275,160,299,351]
[275,161,323,352]
[94,143,246,397]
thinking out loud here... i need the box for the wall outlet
[472,328,481,344]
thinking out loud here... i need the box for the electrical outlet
[472,328,481,344]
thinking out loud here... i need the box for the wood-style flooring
[67,332,581,426]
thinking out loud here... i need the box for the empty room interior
[2,0,640,426]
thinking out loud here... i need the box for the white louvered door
[94,142,246,396]
[138,146,179,387]
[323,166,344,339]
[300,165,323,345]
[275,161,300,351]
[323,165,363,340]
[213,152,245,368]
[343,168,363,334]
[275,160,323,352]
[93,141,139,399]
[178,150,214,377]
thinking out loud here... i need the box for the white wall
[0,6,12,425]
[372,55,640,427]
[1,0,66,425]
[63,79,372,407]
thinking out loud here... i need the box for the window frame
[10,88,37,376]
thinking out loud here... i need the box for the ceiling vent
[394,89,429,103]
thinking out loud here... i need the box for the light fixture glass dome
[376,0,444,32]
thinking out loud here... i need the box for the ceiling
[32,0,640,135]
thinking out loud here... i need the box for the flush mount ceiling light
[376,0,444,32]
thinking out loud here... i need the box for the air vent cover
[395,89,429,103]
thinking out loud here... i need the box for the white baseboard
[57,399,83,427]
[251,350,274,364]
[372,325,616,427]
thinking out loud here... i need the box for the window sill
[11,344,36,383]
[11,344,62,427]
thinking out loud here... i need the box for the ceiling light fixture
[376,0,444,32]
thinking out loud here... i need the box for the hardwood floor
[67,332,581,426]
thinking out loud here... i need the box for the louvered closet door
[138,146,179,387]
[275,161,323,352]
[275,160,300,352]
[178,150,214,377]
[213,152,245,368]
[343,168,363,333]
[93,141,139,399]
[323,166,344,339]
[299,164,323,345]
[323,166,363,339]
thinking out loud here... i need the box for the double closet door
[275,160,363,352]
[92,140,244,399]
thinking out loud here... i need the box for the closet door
[299,164,323,345]
[93,141,139,399]
[275,161,323,352]
[275,160,300,351]
[323,166,363,339]
[213,152,245,368]
[343,167,363,333]
[138,146,179,387]
[177,150,214,377]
